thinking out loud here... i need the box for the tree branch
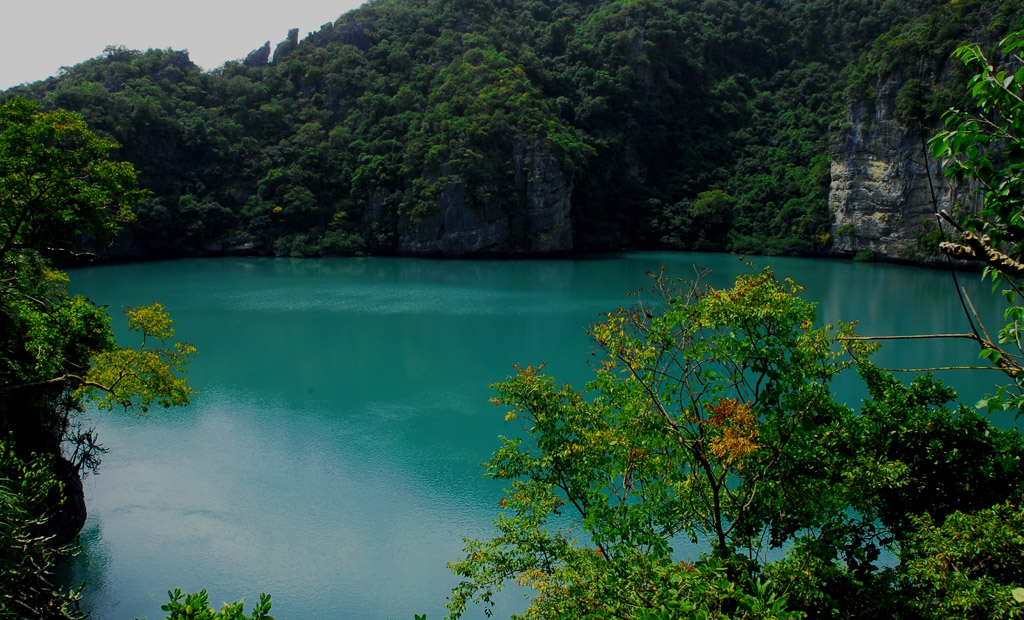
[0,373,110,394]
[937,210,1024,279]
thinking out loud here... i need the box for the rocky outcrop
[304,15,374,51]
[828,12,1006,264]
[394,142,574,255]
[244,42,271,67]
[272,29,300,63]
[44,457,86,546]
[828,75,970,263]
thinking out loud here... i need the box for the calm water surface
[64,253,1006,620]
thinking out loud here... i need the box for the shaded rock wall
[393,141,573,255]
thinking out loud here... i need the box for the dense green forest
[4,0,1020,258]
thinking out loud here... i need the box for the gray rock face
[397,185,511,254]
[272,28,300,63]
[394,141,574,255]
[827,19,1007,265]
[828,75,967,264]
[516,141,574,252]
[244,42,271,67]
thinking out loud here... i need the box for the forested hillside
[3,0,1020,257]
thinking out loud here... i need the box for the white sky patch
[1,0,366,90]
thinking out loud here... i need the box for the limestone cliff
[827,11,1010,264]
[272,28,300,63]
[828,75,968,264]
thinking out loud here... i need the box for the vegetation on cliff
[10,0,1020,258]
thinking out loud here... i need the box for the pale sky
[1,0,368,90]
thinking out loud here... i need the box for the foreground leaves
[150,589,274,620]
[449,268,864,619]
[0,441,84,619]
[450,266,1024,619]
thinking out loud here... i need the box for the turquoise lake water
[64,253,1008,619]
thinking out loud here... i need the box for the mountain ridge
[5,0,1018,261]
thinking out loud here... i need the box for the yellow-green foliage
[80,303,196,412]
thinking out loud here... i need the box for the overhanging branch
[937,211,1024,279]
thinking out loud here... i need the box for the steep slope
[829,0,1022,263]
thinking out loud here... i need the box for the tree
[448,268,870,619]
[0,97,195,616]
[448,266,1024,619]
[688,189,736,250]
[0,97,195,461]
[904,502,1024,620]
[0,97,140,262]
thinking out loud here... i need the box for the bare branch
[0,373,117,396]
[867,365,1011,373]
[840,333,980,341]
